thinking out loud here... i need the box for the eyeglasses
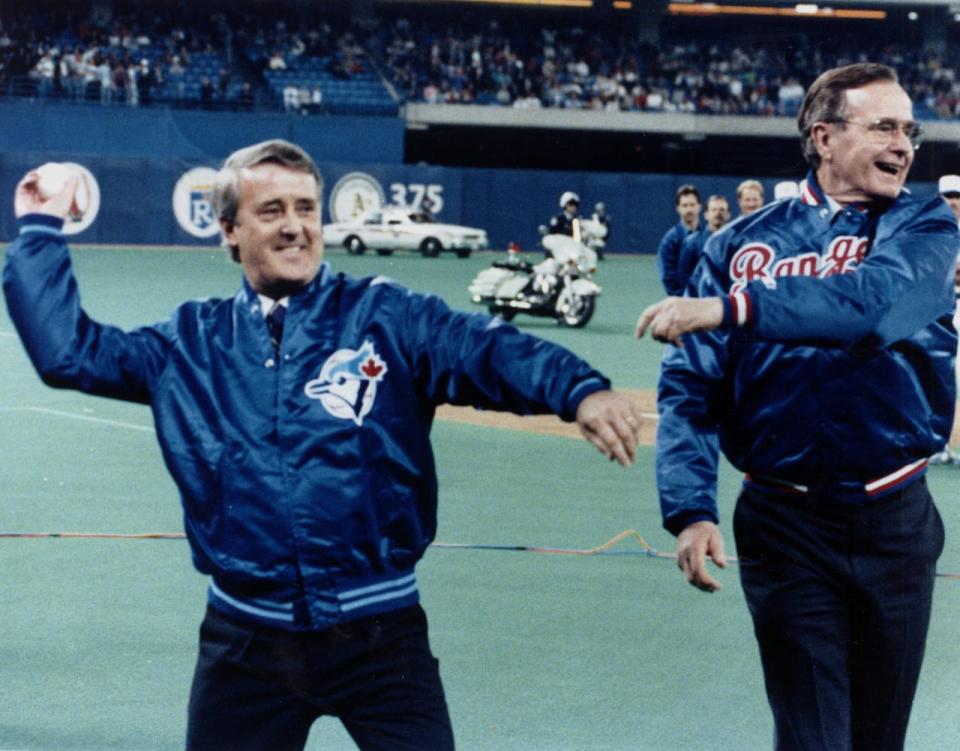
[828,118,924,150]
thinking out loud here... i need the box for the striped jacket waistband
[744,458,928,502]
[207,568,419,631]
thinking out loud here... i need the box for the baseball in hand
[36,162,77,200]
[35,162,88,218]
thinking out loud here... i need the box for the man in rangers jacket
[3,140,643,751]
[637,64,957,750]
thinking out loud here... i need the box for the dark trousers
[733,479,944,751]
[186,604,454,751]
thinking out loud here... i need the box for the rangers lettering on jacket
[729,236,870,294]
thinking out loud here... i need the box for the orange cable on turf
[0,531,186,539]
[430,527,737,562]
[3,527,960,578]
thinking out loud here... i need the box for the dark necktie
[267,302,286,350]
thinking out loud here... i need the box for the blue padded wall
[0,103,941,252]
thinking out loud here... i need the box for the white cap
[939,174,960,194]
[774,181,800,200]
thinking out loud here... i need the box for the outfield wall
[0,101,404,163]
[0,103,942,251]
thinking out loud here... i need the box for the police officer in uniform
[590,202,610,259]
[548,191,580,237]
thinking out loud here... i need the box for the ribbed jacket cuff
[721,291,752,328]
[18,213,65,235]
[565,377,612,421]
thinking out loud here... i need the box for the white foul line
[17,406,155,433]
[4,406,659,430]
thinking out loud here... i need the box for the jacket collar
[800,170,900,219]
[238,262,332,314]
[799,171,827,207]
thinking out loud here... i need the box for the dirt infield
[435,389,659,444]
[436,389,960,448]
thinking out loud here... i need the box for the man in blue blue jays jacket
[656,184,703,296]
[3,139,643,751]
[676,193,730,293]
[637,64,958,750]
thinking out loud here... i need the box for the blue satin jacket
[657,174,959,534]
[4,214,610,629]
[657,218,704,296]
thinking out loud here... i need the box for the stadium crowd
[4,3,960,120]
[0,4,235,107]
[377,18,960,119]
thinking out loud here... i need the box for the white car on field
[324,206,488,258]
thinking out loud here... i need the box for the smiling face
[223,163,323,299]
[814,81,915,204]
[737,187,763,216]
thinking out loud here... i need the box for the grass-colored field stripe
[2,246,959,750]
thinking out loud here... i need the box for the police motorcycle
[467,221,601,328]
[579,215,607,260]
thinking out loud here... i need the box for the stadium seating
[3,3,960,121]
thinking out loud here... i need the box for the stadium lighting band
[447,0,594,6]
[613,0,633,8]
[667,3,886,20]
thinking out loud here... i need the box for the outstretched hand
[575,390,643,467]
[14,170,79,220]
[635,297,724,346]
[676,520,727,592]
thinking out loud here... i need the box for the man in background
[656,184,702,295]
[548,190,581,237]
[590,201,610,258]
[930,173,960,464]
[735,178,765,216]
[939,173,960,224]
[676,194,730,293]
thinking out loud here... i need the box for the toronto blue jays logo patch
[304,341,388,426]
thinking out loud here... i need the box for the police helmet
[559,191,580,209]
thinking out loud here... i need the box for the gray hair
[797,63,899,168]
[213,139,323,262]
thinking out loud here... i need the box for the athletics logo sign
[304,341,389,426]
[328,171,385,222]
